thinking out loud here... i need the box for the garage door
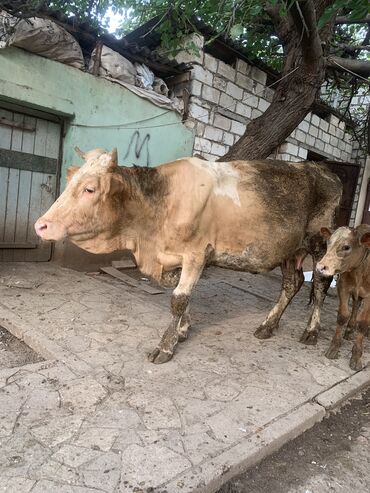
[0,107,61,261]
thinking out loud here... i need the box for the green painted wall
[0,47,194,187]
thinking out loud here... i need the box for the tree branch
[335,15,370,25]
[327,56,370,78]
[290,0,322,63]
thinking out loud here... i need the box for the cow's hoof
[254,324,274,339]
[325,344,340,359]
[343,329,355,341]
[349,356,363,372]
[300,329,318,345]
[148,348,173,364]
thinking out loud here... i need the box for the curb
[0,306,93,376]
[163,402,325,493]
[314,366,370,409]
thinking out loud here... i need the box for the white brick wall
[170,37,366,219]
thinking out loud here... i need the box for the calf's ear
[360,232,370,248]
[320,227,332,240]
[67,166,80,183]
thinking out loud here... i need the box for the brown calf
[318,225,370,370]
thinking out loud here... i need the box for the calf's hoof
[254,323,275,340]
[148,348,173,364]
[325,344,340,360]
[349,355,363,372]
[300,329,318,345]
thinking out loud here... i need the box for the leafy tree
[2,0,369,159]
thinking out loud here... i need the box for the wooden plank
[101,266,164,294]
[10,112,24,151]
[0,166,9,262]
[45,121,61,159]
[0,242,37,249]
[34,118,48,157]
[36,173,56,261]
[13,170,32,261]
[0,117,35,131]
[23,171,44,262]
[0,109,12,150]
[0,148,57,174]
[2,167,20,261]
[112,259,137,269]
[21,115,36,155]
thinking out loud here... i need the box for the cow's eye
[342,245,351,252]
[83,187,95,194]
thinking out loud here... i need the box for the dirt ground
[219,385,370,493]
[0,325,43,369]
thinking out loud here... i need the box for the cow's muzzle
[34,218,67,241]
[316,261,334,277]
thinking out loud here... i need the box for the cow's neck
[117,166,168,281]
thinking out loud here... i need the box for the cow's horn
[110,148,118,165]
[74,146,86,159]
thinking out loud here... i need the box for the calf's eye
[342,245,351,251]
[83,187,95,194]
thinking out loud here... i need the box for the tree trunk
[221,57,326,160]
[221,0,328,161]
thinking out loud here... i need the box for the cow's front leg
[254,258,304,339]
[148,257,204,364]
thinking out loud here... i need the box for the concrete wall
[0,47,194,268]
[0,47,194,190]
[170,38,368,224]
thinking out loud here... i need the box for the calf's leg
[254,257,304,339]
[350,301,370,371]
[325,284,350,359]
[344,297,362,340]
[148,256,204,364]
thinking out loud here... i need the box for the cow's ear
[320,227,332,240]
[74,147,86,160]
[67,166,79,183]
[360,232,370,248]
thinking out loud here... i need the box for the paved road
[219,385,370,493]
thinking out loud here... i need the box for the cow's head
[317,225,370,276]
[34,147,126,254]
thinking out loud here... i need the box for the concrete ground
[0,262,369,493]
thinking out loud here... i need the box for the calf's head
[317,225,370,276]
[35,148,125,254]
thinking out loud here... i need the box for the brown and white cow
[35,148,342,363]
[318,225,370,370]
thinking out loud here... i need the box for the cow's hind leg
[300,234,331,345]
[148,256,204,364]
[254,258,304,339]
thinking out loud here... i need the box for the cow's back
[158,158,342,272]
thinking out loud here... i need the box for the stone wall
[169,37,367,225]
